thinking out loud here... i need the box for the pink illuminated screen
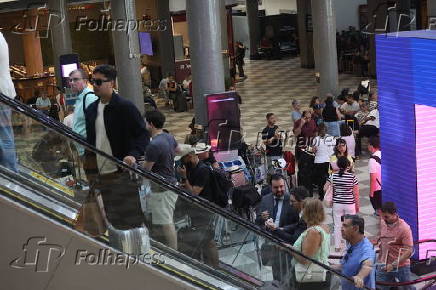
[415,104,436,260]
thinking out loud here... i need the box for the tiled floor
[10,56,383,285]
[159,56,382,282]
[161,56,379,239]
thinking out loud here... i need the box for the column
[156,0,175,77]
[48,0,72,88]
[187,0,225,127]
[22,32,44,77]
[220,0,231,88]
[246,0,260,59]
[111,0,144,114]
[311,0,339,97]
[22,9,44,77]
[296,0,314,68]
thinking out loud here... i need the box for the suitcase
[173,90,188,112]
[95,190,151,255]
[107,224,151,255]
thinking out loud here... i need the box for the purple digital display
[139,32,153,56]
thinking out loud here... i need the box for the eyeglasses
[69,77,83,83]
[90,78,111,86]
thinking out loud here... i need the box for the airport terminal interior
[0,0,436,289]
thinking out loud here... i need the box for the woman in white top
[357,107,379,158]
[330,156,359,252]
[339,123,355,159]
[312,123,336,200]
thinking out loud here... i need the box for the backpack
[209,168,233,208]
[370,155,381,186]
[82,91,96,115]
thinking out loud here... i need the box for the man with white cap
[0,32,17,171]
[192,142,219,169]
[176,144,219,267]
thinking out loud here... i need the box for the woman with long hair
[330,138,354,173]
[339,123,355,159]
[331,156,359,252]
[322,96,341,137]
[291,198,331,289]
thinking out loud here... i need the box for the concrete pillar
[48,0,72,88]
[187,0,225,127]
[111,0,144,114]
[246,0,260,59]
[220,0,231,88]
[156,0,175,77]
[22,31,44,77]
[311,0,339,97]
[297,0,314,68]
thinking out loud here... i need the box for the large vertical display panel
[415,104,436,259]
[376,31,436,259]
[206,92,241,151]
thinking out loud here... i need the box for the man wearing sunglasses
[69,69,98,140]
[334,214,376,290]
[84,64,150,231]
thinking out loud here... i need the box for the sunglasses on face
[90,78,111,86]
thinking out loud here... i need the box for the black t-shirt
[322,105,338,122]
[186,162,214,227]
[187,162,214,202]
[262,126,283,156]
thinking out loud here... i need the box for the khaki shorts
[148,190,178,225]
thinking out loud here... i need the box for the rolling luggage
[173,89,187,112]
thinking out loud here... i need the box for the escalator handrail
[0,94,372,289]
[329,239,436,287]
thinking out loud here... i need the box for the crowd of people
[0,31,417,288]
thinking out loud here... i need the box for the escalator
[0,94,371,290]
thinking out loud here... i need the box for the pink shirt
[378,218,413,267]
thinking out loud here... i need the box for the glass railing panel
[0,95,369,289]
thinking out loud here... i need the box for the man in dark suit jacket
[256,174,299,282]
[266,186,310,244]
[256,175,299,228]
[84,64,150,232]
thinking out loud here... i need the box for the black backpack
[209,168,233,208]
[370,155,381,186]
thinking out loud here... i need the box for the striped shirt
[332,172,358,204]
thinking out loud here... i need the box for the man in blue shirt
[339,214,376,290]
[69,69,98,139]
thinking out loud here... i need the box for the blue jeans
[0,104,18,172]
[324,121,340,137]
[376,265,416,290]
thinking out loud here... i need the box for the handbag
[295,262,327,283]
[323,175,333,208]
[74,190,107,237]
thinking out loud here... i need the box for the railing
[0,93,376,289]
